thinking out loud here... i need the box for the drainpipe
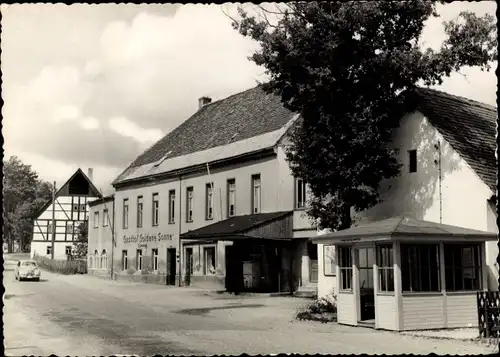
[178,175,183,287]
[110,197,115,279]
[434,141,442,224]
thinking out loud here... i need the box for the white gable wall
[356,111,498,289]
[31,194,99,260]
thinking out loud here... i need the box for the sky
[1,2,497,195]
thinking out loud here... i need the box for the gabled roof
[88,194,115,207]
[114,85,297,185]
[35,169,102,217]
[181,211,293,240]
[313,216,497,242]
[414,88,497,192]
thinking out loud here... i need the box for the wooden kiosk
[313,216,497,331]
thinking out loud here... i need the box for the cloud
[108,117,163,144]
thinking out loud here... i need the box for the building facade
[87,195,114,277]
[89,86,319,292]
[31,168,101,260]
[317,89,498,300]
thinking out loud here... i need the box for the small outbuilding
[312,216,497,331]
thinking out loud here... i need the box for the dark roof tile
[181,211,292,239]
[128,85,295,169]
[314,216,497,241]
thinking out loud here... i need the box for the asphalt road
[3,256,495,356]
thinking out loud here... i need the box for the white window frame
[252,174,261,214]
[46,245,52,255]
[137,249,143,271]
[168,190,175,224]
[377,244,394,292]
[152,248,159,271]
[94,211,99,228]
[152,193,159,226]
[186,187,194,222]
[66,222,74,234]
[206,183,214,220]
[65,245,72,256]
[103,209,108,227]
[339,246,353,291]
[227,179,236,217]
[122,250,128,270]
[101,249,107,270]
[137,196,143,228]
[295,177,306,209]
[203,246,216,275]
[123,199,129,229]
[79,203,86,212]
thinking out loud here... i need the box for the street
[3,256,494,356]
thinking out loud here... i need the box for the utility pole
[51,181,56,260]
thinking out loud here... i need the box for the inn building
[89,87,319,293]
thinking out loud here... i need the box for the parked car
[15,260,41,281]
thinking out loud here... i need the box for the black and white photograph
[2,2,498,355]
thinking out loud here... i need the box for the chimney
[198,96,212,109]
[87,168,94,182]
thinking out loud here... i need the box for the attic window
[154,150,172,167]
[408,149,417,173]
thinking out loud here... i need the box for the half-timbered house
[30,168,102,260]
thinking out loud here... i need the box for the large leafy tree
[230,1,497,230]
[3,156,53,252]
[72,221,88,259]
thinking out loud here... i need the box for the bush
[295,291,337,323]
[33,254,87,275]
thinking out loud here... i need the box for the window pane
[454,267,464,290]
[341,268,352,290]
[379,268,387,291]
[387,268,394,291]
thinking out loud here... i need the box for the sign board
[323,245,336,276]
[123,233,174,245]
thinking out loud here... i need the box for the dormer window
[153,150,172,167]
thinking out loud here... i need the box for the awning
[312,216,498,244]
[180,211,293,242]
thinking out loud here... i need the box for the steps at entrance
[295,284,318,299]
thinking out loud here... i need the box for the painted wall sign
[123,233,174,244]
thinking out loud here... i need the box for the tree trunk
[339,205,352,230]
[7,237,13,253]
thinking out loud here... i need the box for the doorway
[357,246,375,322]
[225,244,243,293]
[308,241,318,283]
[185,248,193,286]
[166,248,177,286]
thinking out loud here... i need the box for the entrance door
[225,244,243,293]
[185,248,193,286]
[166,248,177,286]
[308,242,318,283]
[357,246,375,322]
